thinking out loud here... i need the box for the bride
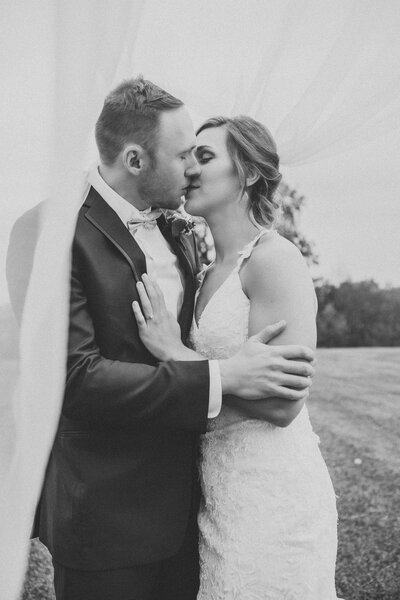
[132,115,338,599]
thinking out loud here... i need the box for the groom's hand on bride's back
[219,320,315,401]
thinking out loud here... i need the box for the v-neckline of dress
[193,228,271,329]
[193,265,238,329]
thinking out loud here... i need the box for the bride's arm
[225,234,317,427]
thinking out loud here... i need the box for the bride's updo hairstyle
[196,116,282,227]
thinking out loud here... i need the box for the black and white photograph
[0,1,399,599]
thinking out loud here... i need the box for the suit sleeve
[64,258,210,432]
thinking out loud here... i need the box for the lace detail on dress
[190,230,269,429]
[189,230,338,599]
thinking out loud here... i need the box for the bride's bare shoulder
[248,230,307,272]
[241,231,313,295]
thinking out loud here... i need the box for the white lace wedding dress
[190,230,338,600]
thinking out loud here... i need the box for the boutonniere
[164,207,196,238]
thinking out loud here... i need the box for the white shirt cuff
[207,360,222,418]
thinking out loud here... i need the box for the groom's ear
[123,144,146,175]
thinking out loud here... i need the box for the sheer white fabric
[127,0,400,164]
[0,1,399,597]
[0,2,145,598]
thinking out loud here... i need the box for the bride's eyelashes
[196,151,214,164]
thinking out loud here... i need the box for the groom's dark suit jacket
[7,187,210,571]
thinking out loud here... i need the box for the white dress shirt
[88,165,221,418]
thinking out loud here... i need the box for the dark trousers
[53,511,200,600]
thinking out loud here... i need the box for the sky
[0,0,399,305]
[284,124,400,287]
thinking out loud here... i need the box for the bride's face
[184,126,242,218]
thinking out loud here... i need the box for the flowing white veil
[0,2,145,598]
[0,1,399,597]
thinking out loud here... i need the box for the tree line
[315,280,400,347]
[275,183,400,347]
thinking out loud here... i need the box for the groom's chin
[158,195,185,210]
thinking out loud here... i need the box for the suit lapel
[158,215,197,339]
[83,191,197,341]
[84,187,146,282]
[157,215,195,278]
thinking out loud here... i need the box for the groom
[7,77,315,600]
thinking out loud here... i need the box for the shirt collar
[88,163,152,227]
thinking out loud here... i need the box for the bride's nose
[185,154,201,178]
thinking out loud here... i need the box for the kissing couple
[9,76,338,599]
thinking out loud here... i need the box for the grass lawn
[19,348,400,599]
[307,347,400,600]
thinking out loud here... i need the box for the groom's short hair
[95,76,183,165]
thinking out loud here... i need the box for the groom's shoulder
[72,186,102,239]
[76,185,107,222]
[77,185,96,217]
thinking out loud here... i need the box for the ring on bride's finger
[146,313,154,320]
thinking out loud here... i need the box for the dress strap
[234,228,274,272]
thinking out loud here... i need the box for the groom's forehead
[157,106,196,152]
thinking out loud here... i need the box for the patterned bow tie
[126,209,162,233]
